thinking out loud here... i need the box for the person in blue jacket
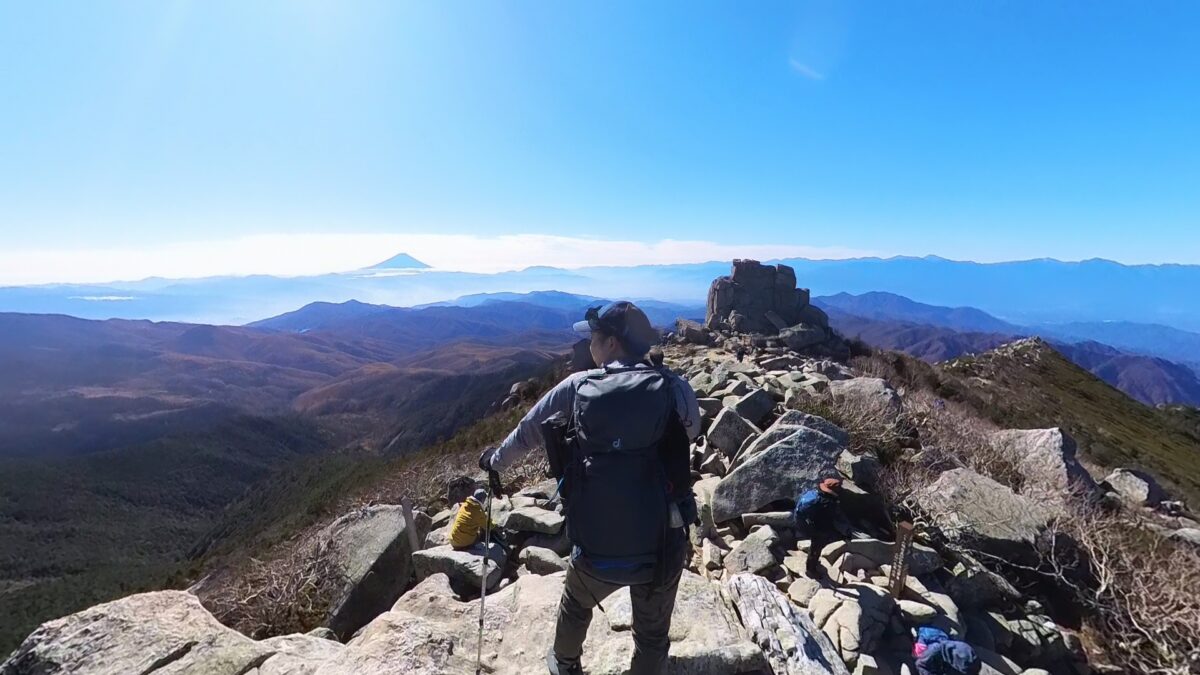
[792,477,843,579]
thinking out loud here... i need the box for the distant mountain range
[3,253,1200,332]
[815,292,1200,406]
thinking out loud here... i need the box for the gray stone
[0,591,277,675]
[691,476,723,546]
[759,354,808,370]
[1170,527,1200,546]
[707,407,759,458]
[1102,468,1167,507]
[989,428,1096,501]
[675,318,713,345]
[712,426,844,523]
[519,546,569,575]
[742,511,796,529]
[504,506,564,535]
[780,324,828,351]
[732,409,849,470]
[733,387,776,426]
[423,524,450,549]
[697,397,723,417]
[411,543,507,594]
[829,377,901,412]
[897,600,937,624]
[430,508,454,529]
[808,583,896,663]
[699,449,729,477]
[787,577,821,607]
[838,450,881,486]
[701,538,726,570]
[821,538,943,576]
[724,525,780,574]
[942,555,1021,609]
[915,468,1052,562]
[798,303,830,329]
[319,504,417,639]
[724,573,850,675]
[390,569,765,675]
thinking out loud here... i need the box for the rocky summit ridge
[3,261,1198,675]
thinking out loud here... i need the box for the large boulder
[676,318,713,345]
[780,325,829,352]
[732,410,848,470]
[411,543,507,595]
[723,525,780,574]
[707,408,760,458]
[712,426,844,523]
[519,546,569,575]
[989,428,1096,501]
[320,504,418,639]
[384,570,766,674]
[732,388,776,426]
[505,506,564,535]
[1102,468,1167,507]
[0,591,276,675]
[828,378,901,413]
[915,469,1052,562]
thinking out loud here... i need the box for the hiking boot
[546,649,583,675]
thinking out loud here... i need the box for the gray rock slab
[504,506,564,535]
[915,468,1052,562]
[411,543,506,593]
[320,504,417,639]
[712,426,844,523]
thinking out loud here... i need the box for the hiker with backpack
[792,477,844,579]
[913,626,982,675]
[478,301,701,675]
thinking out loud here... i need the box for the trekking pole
[476,470,501,675]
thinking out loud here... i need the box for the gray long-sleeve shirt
[490,361,701,472]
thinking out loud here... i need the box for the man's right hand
[478,447,497,472]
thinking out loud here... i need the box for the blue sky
[1,1,1198,282]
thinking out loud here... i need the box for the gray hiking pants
[553,562,683,674]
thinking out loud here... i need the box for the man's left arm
[668,372,702,441]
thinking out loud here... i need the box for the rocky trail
[3,261,1197,675]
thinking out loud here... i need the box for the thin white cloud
[0,233,881,286]
[789,58,824,80]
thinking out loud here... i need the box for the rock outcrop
[706,259,818,334]
[320,505,417,639]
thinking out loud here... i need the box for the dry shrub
[202,373,562,639]
[844,354,1200,672]
[205,534,345,639]
[1029,502,1200,674]
[786,388,911,457]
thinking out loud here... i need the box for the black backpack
[556,365,689,584]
